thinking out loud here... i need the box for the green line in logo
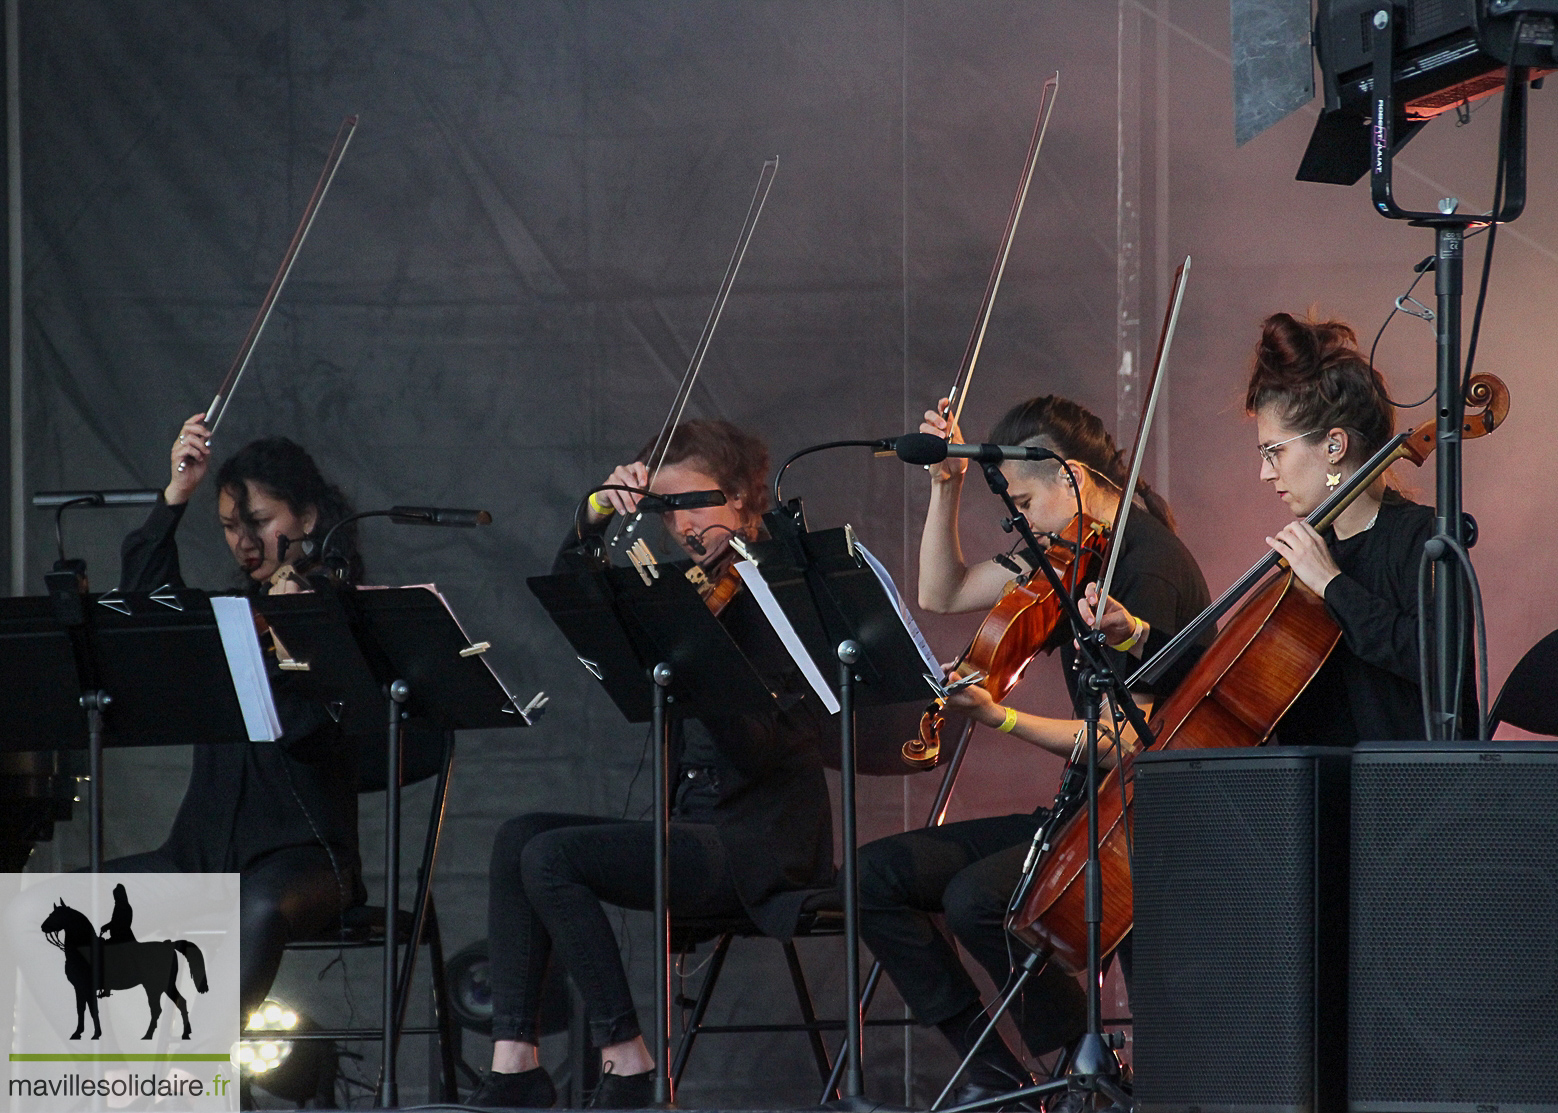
[9,1054,232,1062]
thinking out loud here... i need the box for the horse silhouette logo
[40,885,209,1040]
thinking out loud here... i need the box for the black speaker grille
[1134,761,1317,1109]
[1350,756,1558,1110]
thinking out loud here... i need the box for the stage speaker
[1132,747,1350,1113]
[1349,742,1558,1113]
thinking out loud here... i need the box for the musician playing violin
[112,416,366,1023]
[475,420,833,1110]
[1240,312,1470,743]
[857,395,1210,1099]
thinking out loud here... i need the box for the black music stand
[0,589,257,872]
[528,562,777,1107]
[255,585,535,1108]
[745,517,937,1105]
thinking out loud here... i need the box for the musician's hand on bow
[1079,582,1144,650]
[921,397,967,482]
[589,462,651,523]
[1266,520,1341,598]
[165,414,212,506]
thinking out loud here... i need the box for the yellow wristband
[1108,616,1145,653]
[995,706,1019,734]
[588,491,615,516]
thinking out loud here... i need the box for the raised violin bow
[940,72,1059,429]
[607,156,779,552]
[180,114,359,469]
[1130,372,1511,688]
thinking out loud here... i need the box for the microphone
[637,489,727,512]
[388,506,494,527]
[31,489,161,508]
[890,433,1061,467]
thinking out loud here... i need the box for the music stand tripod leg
[652,662,675,1107]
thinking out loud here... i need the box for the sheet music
[851,541,945,684]
[210,596,282,741]
[734,561,841,714]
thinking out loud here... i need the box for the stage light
[237,997,336,1105]
[1229,0,1554,182]
[448,939,571,1036]
[1299,0,1556,184]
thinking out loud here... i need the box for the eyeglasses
[1257,430,1319,467]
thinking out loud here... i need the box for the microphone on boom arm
[388,506,495,527]
[888,432,1061,467]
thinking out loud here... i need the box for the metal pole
[1432,224,1464,741]
[378,679,408,1108]
[837,640,864,1099]
[82,690,108,874]
[7,0,23,597]
[651,662,674,1106]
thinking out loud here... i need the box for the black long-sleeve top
[554,526,834,938]
[1274,493,1463,745]
[120,497,362,884]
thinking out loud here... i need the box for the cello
[1006,372,1510,971]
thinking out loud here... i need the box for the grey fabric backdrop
[9,1,1557,1106]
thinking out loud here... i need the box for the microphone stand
[934,461,1148,1113]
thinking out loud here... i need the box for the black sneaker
[467,1065,557,1108]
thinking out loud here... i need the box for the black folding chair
[1490,629,1558,736]
[259,725,460,1102]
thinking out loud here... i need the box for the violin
[685,549,745,617]
[1006,373,1511,973]
[903,512,1110,768]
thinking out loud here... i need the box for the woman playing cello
[856,394,1210,1098]
[1190,310,1466,744]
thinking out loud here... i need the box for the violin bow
[180,115,359,468]
[941,72,1059,429]
[608,156,780,552]
[1088,256,1191,625]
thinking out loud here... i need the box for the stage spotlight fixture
[448,939,571,1036]
[1230,0,1554,181]
[238,997,337,1106]
[1299,0,1556,184]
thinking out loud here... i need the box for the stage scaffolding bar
[6,0,21,596]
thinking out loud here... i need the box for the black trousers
[103,843,349,1018]
[857,813,1088,1056]
[486,811,745,1047]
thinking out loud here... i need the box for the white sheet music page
[852,540,943,682]
[734,561,841,715]
[210,595,282,741]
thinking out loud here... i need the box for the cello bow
[180,114,359,467]
[1087,256,1190,625]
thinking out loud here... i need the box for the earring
[1326,445,1341,488]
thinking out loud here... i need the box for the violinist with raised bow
[474,419,833,1110]
[856,394,1210,1098]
